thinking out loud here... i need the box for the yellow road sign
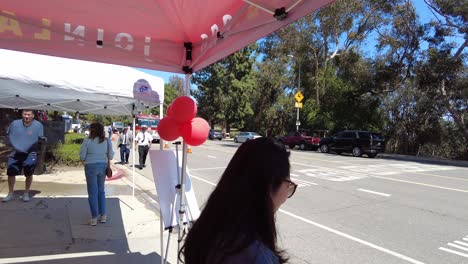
[295,91,304,102]
[295,102,303,108]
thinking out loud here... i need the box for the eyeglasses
[283,179,298,198]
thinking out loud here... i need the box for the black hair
[180,137,290,263]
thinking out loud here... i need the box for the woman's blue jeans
[84,163,107,218]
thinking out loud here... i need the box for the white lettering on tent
[115,33,133,51]
[96,28,104,48]
[144,36,152,62]
[211,24,219,36]
[223,15,232,26]
[200,14,232,52]
[34,18,50,40]
[64,23,85,46]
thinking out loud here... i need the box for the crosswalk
[439,235,468,259]
[291,162,457,182]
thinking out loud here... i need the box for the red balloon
[171,96,197,123]
[157,117,181,141]
[181,117,210,146]
[166,104,174,117]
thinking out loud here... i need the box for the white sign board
[149,150,200,229]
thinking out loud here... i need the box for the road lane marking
[292,162,468,193]
[190,175,424,264]
[279,209,425,264]
[357,189,391,197]
[190,167,226,171]
[290,173,300,177]
[371,176,468,193]
[207,155,217,159]
[448,243,468,252]
[291,177,318,186]
[439,247,468,258]
[190,175,216,186]
[455,241,468,247]
[292,155,355,165]
[464,238,468,242]
[0,251,114,264]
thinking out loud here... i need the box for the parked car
[319,130,385,158]
[278,131,321,150]
[234,132,262,143]
[209,129,223,140]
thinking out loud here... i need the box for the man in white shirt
[134,125,153,169]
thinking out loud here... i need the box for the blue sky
[136,0,446,83]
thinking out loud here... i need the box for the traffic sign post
[294,91,303,131]
[295,91,304,102]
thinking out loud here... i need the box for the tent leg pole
[132,118,136,208]
[177,74,191,264]
[159,102,165,264]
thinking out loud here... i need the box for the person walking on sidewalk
[117,127,132,164]
[3,109,44,203]
[134,125,152,170]
[180,137,297,264]
[80,122,114,226]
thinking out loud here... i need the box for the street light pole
[288,54,301,132]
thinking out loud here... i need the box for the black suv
[319,130,385,158]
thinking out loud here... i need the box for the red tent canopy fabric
[0,0,334,73]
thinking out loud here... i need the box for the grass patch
[50,133,85,166]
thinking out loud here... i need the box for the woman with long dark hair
[79,122,114,226]
[180,137,297,263]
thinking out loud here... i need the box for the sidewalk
[0,160,179,264]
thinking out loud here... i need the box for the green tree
[192,46,257,132]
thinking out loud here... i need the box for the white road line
[207,155,217,159]
[372,176,468,193]
[279,209,425,264]
[292,178,318,186]
[0,251,114,264]
[190,175,216,186]
[357,189,391,197]
[190,167,226,171]
[455,241,468,247]
[448,243,468,252]
[439,247,468,258]
[191,175,424,263]
[464,238,468,242]
[290,173,300,177]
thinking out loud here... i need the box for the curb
[378,153,468,167]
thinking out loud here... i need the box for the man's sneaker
[99,215,107,223]
[89,218,98,226]
[2,193,14,203]
[22,192,30,202]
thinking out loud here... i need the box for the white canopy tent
[0,49,164,115]
[0,48,165,218]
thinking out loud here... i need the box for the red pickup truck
[278,131,321,150]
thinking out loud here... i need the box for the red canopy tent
[1,1,336,262]
[0,0,334,73]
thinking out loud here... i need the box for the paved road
[131,139,468,264]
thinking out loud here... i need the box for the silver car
[234,132,262,143]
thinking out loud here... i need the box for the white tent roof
[0,49,164,115]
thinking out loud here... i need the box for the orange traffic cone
[164,142,169,149]
[187,146,192,154]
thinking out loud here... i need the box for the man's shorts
[7,151,38,177]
